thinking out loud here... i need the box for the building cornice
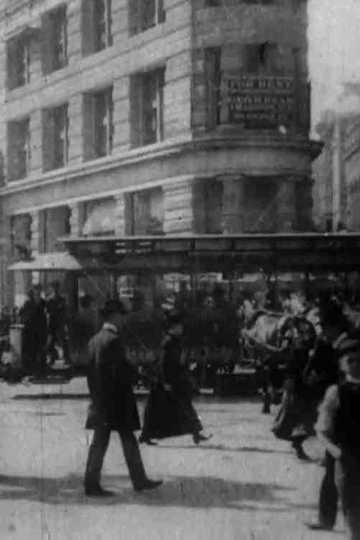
[0,133,315,199]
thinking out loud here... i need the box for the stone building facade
[313,105,360,233]
[312,111,344,232]
[342,116,360,231]
[0,0,317,306]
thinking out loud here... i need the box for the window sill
[81,44,113,59]
[43,63,69,77]
[7,175,29,183]
[83,153,112,164]
[43,164,68,174]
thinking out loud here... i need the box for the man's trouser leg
[36,342,48,375]
[118,429,148,489]
[47,333,57,363]
[57,327,71,363]
[318,451,338,529]
[84,426,111,489]
[336,458,360,540]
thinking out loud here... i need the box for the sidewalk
[0,377,216,401]
[0,391,345,540]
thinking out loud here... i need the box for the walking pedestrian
[20,285,48,375]
[315,337,360,539]
[306,298,349,531]
[272,317,317,460]
[84,299,162,497]
[69,294,97,369]
[139,311,212,445]
[46,281,70,364]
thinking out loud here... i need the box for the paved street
[0,379,346,540]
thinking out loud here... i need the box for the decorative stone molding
[219,175,245,234]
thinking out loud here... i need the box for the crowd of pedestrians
[82,287,360,540]
[19,282,70,375]
[1,279,360,538]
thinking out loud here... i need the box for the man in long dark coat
[84,299,162,497]
[20,285,48,375]
[46,281,70,364]
[307,299,349,531]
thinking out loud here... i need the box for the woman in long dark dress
[140,312,211,444]
[272,317,317,459]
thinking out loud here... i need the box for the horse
[242,310,316,413]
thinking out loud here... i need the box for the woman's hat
[100,299,127,317]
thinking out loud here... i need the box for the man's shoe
[292,442,311,461]
[193,432,213,445]
[138,435,158,446]
[85,486,115,497]
[134,479,163,492]
[305,522,333,531]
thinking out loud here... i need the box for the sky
[309,0,360,125]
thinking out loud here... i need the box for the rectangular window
[131,68,164,146]
[11,214,32,259]
[83,87,113,160]
[42,5,68,74]
[130,0,165,35]
[131,188,163,235]
[7,119,31,182]
[81,198,116,236]
[204,180,223,233]
[6,36,31,90]
[81,0,112,56]
[42,104,69,172]
[40,206,70,253]
[244,180,277,232]
[7,118,31,181]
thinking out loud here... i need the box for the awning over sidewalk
[8,252,82,272]
[59,232,360,273]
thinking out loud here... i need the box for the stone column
[277,179,296,232]
[68,94,82,167]
[295,177,313,231]
[220,176,245,234]
[113,193,128,236]
[113,77,131,152]
[30,110,42,177]
[69,203,81,237]
[30,211,40,257]
[30,211,40,284]
[163,179,195,234]
[1,215,13,307]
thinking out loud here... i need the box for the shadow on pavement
[0,473,296,510]
[157,443,292,455]
[12,394,88,401]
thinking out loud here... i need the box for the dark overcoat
[85,326,140,431]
